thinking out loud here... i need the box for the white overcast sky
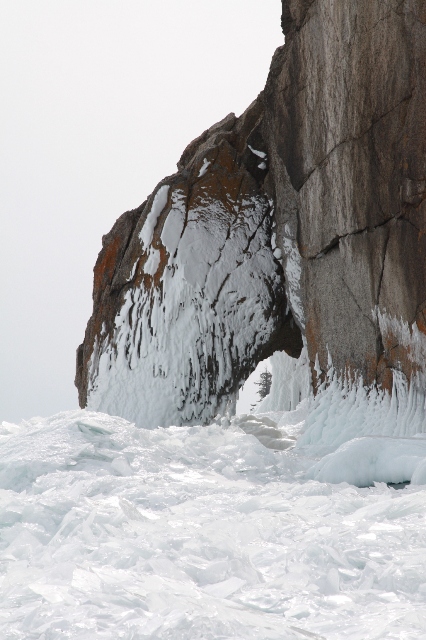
[0,1,283,423]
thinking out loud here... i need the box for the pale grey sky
[0,1,283,422]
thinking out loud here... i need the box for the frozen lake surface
[1,408,426,638]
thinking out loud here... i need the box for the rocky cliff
[269,0,426,392]
[76,0,426,426]
[76,100,302,428]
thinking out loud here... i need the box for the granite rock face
[77,0,426,424]
[76,100,302,428]
[264,0,426,390]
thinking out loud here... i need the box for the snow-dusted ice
[3,387,426,638]
[87,180,283,429]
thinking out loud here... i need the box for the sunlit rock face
[76,100,302,428]
[263,0,426,390]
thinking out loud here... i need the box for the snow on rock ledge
[76,101,302,428]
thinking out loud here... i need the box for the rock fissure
[211,274,231,311]
[242,205,272,256]
[298,92,414,193]
[402,216,423,233]
[376,231,390,309]
[340,276,377,329]
[361,7,401,36]
[309,217,396,261]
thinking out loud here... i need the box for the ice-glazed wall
[76,101,302,428]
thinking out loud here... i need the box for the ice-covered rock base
[77,102,303,430]
[3,404,426,638]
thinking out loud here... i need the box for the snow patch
[198,158,211,177]
[127,260,137,282]
[139,184,170,250]
[144,247,161,276]
[248,144,267,159]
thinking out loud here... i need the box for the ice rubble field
[3,392,426,640]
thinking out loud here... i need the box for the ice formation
[281,223,304,329]
[308,436,426,486]
[377,308,426,373]
[297,367,426,458]
[77,101,303,430]
[2,407,426,638]
[6,345,426,638]
[256,346,311,414]
[250,339,426,488]
[86,182,284,429]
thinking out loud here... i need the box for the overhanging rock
[76,98,302,428]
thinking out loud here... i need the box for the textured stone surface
[76,99,302,427]
[77,0,426,422]
[263,0,426,388]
